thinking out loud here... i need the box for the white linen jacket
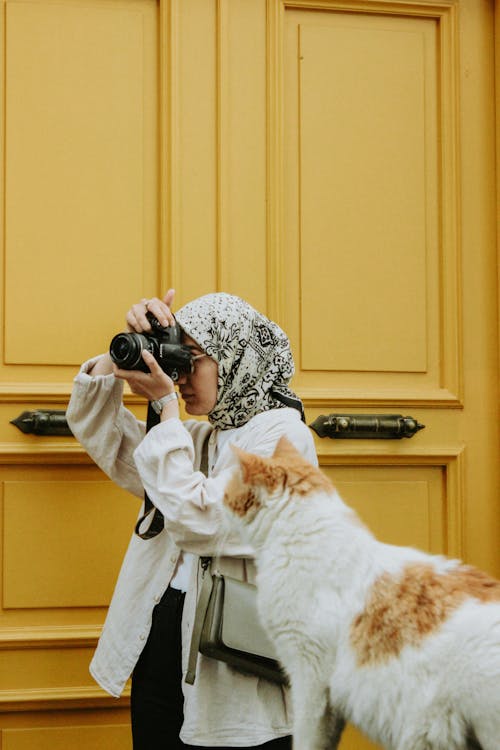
[66,357,318,746]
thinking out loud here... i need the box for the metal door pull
[11,410,73,436]
[10,410,424,441]
[309,414,425,439]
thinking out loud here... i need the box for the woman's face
[177,335,218,415]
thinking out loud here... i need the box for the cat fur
[223,437,500,750]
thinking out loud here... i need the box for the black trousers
[131,586,292,750]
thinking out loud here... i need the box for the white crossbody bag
[185,555,287,685]
[185,437,287,686]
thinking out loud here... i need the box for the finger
[112,364,129,380]
[127,301,152,332]
[163,288,175,315]
[144,297,167,328]
[141,350,159,373]
[125,310,145,333]
[147,295,174,328]
[151,289,175,327]
[142,350,175,390]
[163,288,175,305]
[137,299,154,330]
[113,362,146,381]
[141,353,175,391]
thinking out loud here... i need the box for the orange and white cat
[223,437,500,750]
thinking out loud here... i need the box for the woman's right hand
[126,289,176,332]
[88,289,176,376]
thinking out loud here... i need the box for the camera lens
[109,332,151,370]
[114,338,132,360]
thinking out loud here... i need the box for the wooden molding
[0,443,92,464]
[0,625,101,651]
[0,383,145,405]
[281,0,457,13]
[301,387,463,409]
[317,445,465,558]
[0,685,130,713]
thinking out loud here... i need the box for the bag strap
[200,435,209,475]
[183,438,211,682]
[185,556,213,685]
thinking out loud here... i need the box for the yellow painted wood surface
[0,0,498,747]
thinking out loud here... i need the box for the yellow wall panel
[0,647,97,692]
[3,724,131,750]
[299,21,429,373]
[169,0,269,312]
[325,467,444,554]
[280,6,460,404]
[4,0,158,374]
[3,480,140,608]
[216,0,268,311]
[169,0,218,306]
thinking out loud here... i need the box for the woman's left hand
[113,350,177,403]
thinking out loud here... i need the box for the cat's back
[348,555,500,670]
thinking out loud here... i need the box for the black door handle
[309,414,425,439]
[11,410,73,436]
[11,410,425,441]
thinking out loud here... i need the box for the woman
[66,290,317,749]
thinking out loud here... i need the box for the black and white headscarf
[175,293,304,430]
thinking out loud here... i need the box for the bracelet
[151,392,179,414]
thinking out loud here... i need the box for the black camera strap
[134,404,209,540]
[134,403,164,539]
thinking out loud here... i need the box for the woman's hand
[113,350,177,404]
[126,289,176,332]
[89,290,178,381]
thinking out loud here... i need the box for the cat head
[223,436,332,522]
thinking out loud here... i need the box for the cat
[222,436,500,750]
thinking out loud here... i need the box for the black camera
[109,313,193,382]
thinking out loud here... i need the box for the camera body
[109,313,193,381]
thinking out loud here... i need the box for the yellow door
[0,0,498,748]
[278,1,499,747]
[0,0,158,745]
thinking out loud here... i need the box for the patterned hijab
[175,293,304,430]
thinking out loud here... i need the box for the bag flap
[221,577,278,659]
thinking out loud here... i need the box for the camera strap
[134,405,209,540]
[134,403,164,539]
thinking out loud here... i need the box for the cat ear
[230,444,267,482]
[273,438,333,496]
[273,436,303,461]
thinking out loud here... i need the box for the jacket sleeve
[133,410,317,554]
[66,357,146,498]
